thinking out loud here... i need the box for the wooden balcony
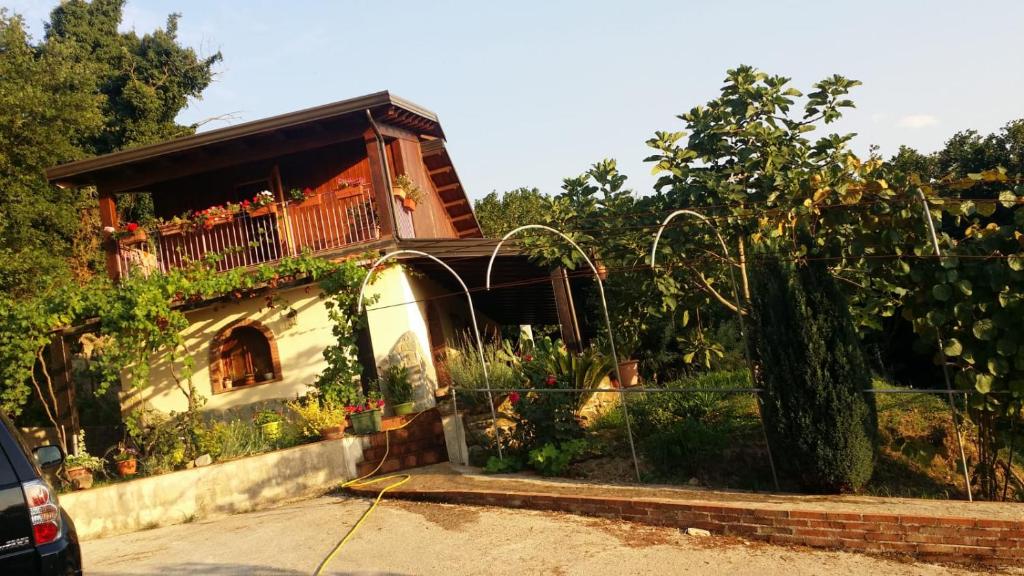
[114,185,380,279]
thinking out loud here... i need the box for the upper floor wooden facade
[47,92,482,280]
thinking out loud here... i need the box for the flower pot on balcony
[119,228,148,247]
[402,197,417,211]
[247,204,278,218]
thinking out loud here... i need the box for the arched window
[210,320,282,394]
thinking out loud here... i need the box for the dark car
[0,413,82,575]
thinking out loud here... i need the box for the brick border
[344,485,1024,565]
[209,319,283,394]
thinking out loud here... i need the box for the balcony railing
[115,185,380,278]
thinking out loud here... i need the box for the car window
[0,413,39,482]
[0,450,17,486]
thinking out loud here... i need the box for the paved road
[83,495,1011,575]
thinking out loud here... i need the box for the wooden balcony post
[97,187,121,281]
[364,128,395,239]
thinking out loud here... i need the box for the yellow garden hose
[313,410,427,575]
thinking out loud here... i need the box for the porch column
[97,186,120,281]
[550,267,582,352]
[363,128,396,240]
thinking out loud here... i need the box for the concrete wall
[363,266,442,411]
[60,437,364,540]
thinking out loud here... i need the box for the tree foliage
[473,186,549,238]
[0,2,220,298]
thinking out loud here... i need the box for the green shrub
[380,362,413,405]
[442,337,520,409]
[527,439,589,476]
[196,418,270,462]
[746,256,878,492]
[286,395,346,440]
[638,419,731,478]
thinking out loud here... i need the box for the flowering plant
[108,221,142,240]
[288,187,312,203]
[65,431,104,471]
[251,190,275,208]
[344,391,385,415]
[112,442,138,462]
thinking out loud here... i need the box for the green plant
[195,418,270,462]
[112,442,137,462]
[443,337,520,410]
[381,361,413,405]
[64,431,104,471]
[287,396,346,439]
[253,408,282,426]
[314,261,372,407]
[746,255,878,493]
[394,174,423,203]
[126,409,188,475]
[483,453,524,474]
[527,439,589,477]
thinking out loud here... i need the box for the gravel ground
[82,495,1018,575]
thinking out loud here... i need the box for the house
[46,92,574,423]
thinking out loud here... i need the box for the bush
[380,362,413,405]
[746,256,878,492]
[527,439,589,476]
[442,337,520,410]
[287,395,346,440]
[196,418,270,462]
[639,419,731,478]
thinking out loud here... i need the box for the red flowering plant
[107,221,143,241]
[344,390,385,414]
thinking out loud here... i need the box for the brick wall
[349,487,1023,565]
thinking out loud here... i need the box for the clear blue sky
[10,1,1024,200]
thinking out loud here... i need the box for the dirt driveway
[82,495,1017,575]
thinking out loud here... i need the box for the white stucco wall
[128,265,485,416]
[128,284,334,414]
[363,266,440,409]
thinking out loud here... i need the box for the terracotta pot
[247,204,278,218]
[612,359,640,388]
[402,197,417,211]
[116,458,137,477]
[66,466,94,490]
[320,425,345,440]
[156,223,184,237]
[244,373,257,386]
[119,228,148,246]
[595,261,608,281]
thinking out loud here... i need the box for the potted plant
[381,362,416,416]
[253,408,283,440]
[288,396,346,440]
[64,431,104,490]
[394,174,423,211]
[346,394,385,435]
[112,443,138,477]
[243,372,257,386]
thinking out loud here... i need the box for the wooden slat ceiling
[420,139,482,238]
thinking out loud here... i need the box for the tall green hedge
[746,256,878,492]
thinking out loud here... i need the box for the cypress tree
[746,255,878,492]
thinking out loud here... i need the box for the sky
[8,1,1024,200]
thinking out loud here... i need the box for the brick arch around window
[209,319,283,394]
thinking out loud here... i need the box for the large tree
[0,1,220,298]
[473,186,549,238]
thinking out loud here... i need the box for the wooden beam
[48,335,78,452]
[374,122,420,142]
[96,123,367,193]
[97,188,120,280]
[364,128,395,240]
[428,165,453,177]
[450,212,476,223]
[551,268,582,352]
[443,198,467,208]
[437,183,461,194]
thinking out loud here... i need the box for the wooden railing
[115,185,380,278]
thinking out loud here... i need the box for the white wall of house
[126,284,332,414]
[127,266,463,416]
